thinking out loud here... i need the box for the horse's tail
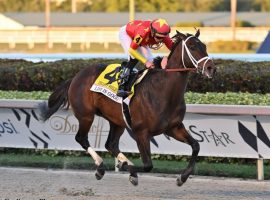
[38,79,72,121]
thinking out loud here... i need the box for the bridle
[166,36,212,73]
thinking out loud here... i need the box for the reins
[159,35,211,74]
[115,66,196,83]
[117,34,213,81]
[165,68,197,72]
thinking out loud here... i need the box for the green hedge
[0,58,269,93]
[0,58,122,91]
[187,59,270,93]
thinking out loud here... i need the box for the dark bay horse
[39,30,216,186]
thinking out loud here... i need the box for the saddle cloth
[90,63,148,104]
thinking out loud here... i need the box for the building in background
[0,12,270,27]
[0,14,24,29]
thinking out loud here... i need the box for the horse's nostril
[207,66,216,72]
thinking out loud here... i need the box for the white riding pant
[118,25,154,62]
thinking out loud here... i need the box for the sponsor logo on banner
[49,114,78,134]
[188,125,235,147]
[0,119,19,136]
[147,114,270,158]
[48,114,107,135]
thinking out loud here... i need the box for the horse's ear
[195,29,200,38]
[176,30,186,40]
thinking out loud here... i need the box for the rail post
[115,158,119,172]
[257,158,264,181]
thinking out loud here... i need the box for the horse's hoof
[116,161,128,171]
[95,162,105,180]
[95,170,105,180]
[176,175,185,186]
[129,175,138,186]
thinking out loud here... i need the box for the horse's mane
[151,32,189,70]
[152,32,189,68]
[167,32,186,60]
[152,56,163,69]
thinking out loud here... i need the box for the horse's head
[168,29,216,78]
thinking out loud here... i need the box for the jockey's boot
[117,67,131,97]
[117,58,138,97]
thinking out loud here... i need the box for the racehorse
[39,29,216,186]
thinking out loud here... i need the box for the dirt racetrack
[0,167,269,200]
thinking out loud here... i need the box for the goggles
[154,33,168,40]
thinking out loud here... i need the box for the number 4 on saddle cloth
[90,63,148,129]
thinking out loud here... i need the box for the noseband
[166,36,212,73]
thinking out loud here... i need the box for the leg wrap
[117,152,134,166]
[87,147,103,166]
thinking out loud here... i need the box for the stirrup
[117,89,132,97]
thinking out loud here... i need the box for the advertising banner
[0,107,270,159]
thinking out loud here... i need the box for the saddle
[90,63,147,103]
[90,63,148,129]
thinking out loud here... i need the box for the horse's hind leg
[166,123,200,186]
[105,122,138,185]
[75,117,105,180]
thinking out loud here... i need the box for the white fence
[0,100,269,180]
[0,27,268,49]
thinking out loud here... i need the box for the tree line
[0,0,269,12]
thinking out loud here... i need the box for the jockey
[117,18,174,97]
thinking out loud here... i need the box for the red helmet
[150,18,171,37]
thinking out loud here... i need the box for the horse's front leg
[135,133,153,172]
[166,123,200,186]
[121,132,153,185]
